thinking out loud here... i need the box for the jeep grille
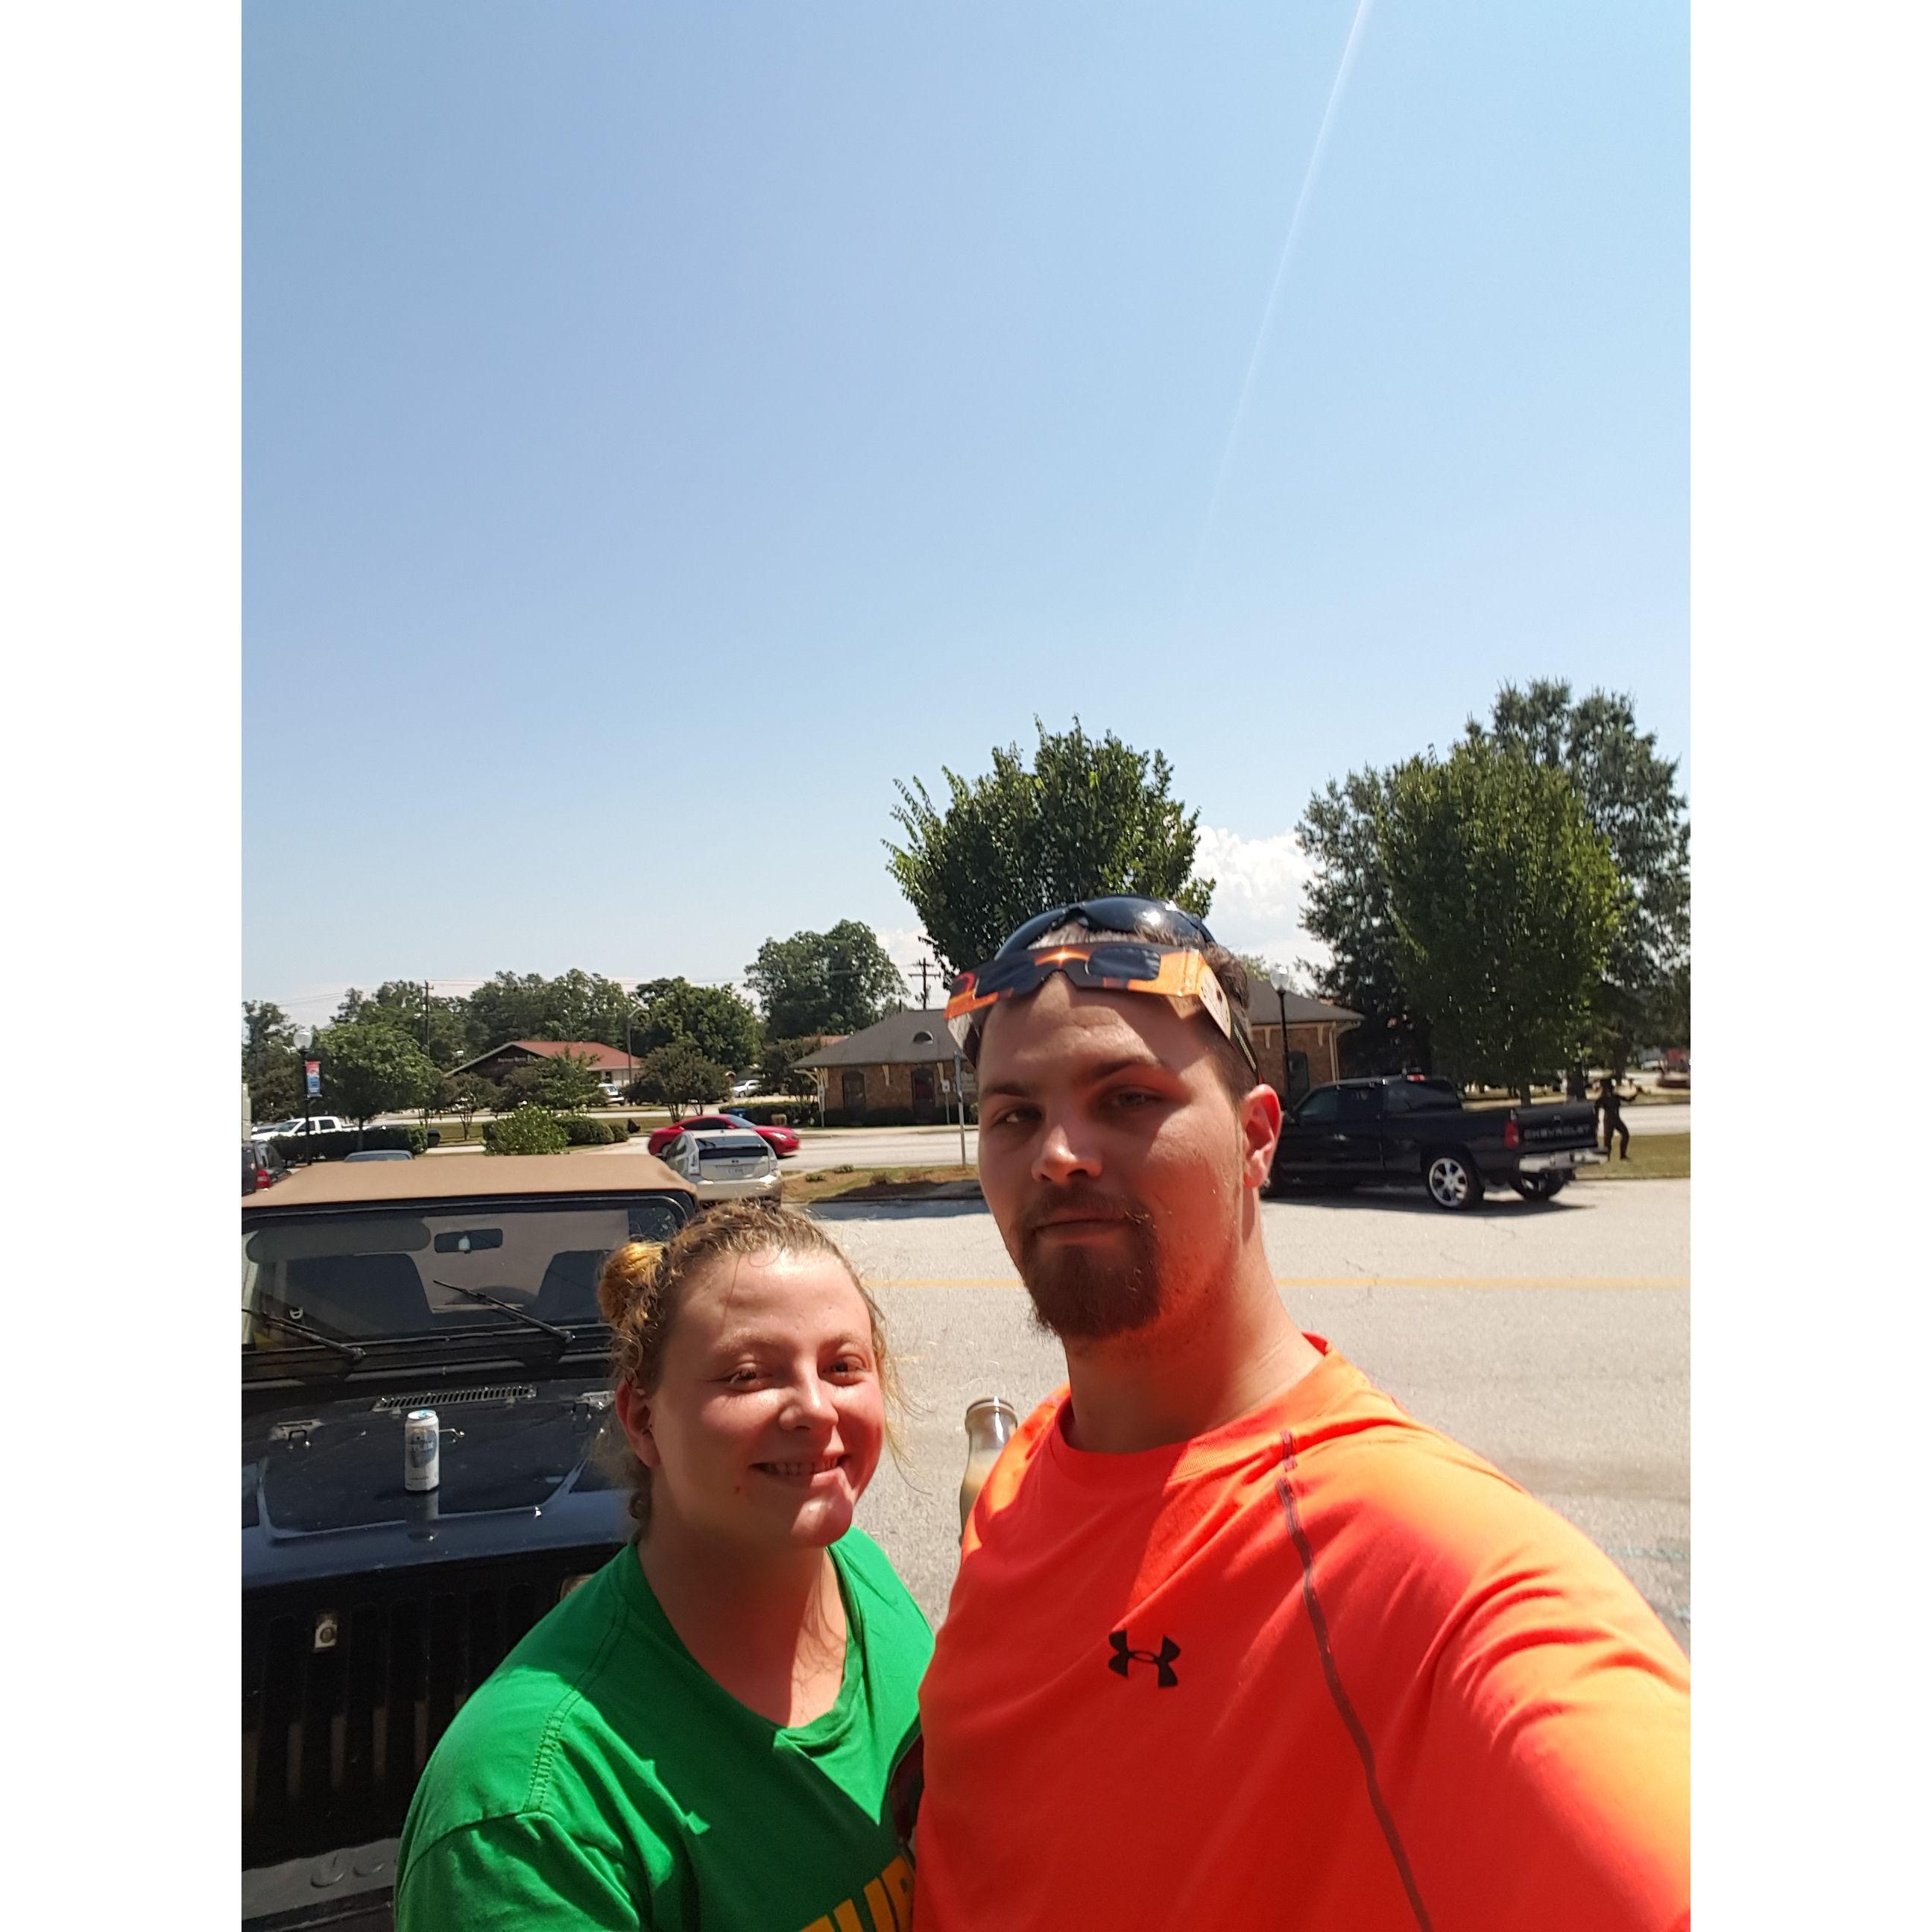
[242,1548,615,1869]
[368,1385,538,1412]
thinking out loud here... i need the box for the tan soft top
[247,1149,695,1210]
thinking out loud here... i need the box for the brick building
[1241,984,1362,1103]
[792,1011,972,1125]
[792,982,1359,1123]
[449,1039,642,1088]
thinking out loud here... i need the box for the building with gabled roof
[450,1039,642,1087]
[792,1010,968,1125]
[789,981,1362,1123]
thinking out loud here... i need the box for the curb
[798,1179,984,1207]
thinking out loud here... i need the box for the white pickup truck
[250,1115,350,1143]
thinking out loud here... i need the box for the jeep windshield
[241,1196,686,1372]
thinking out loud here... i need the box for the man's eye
[988,1107,1035,1131]
[725,1368,763,1386]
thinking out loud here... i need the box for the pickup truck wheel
[1424,1150,1483,1211]
[1509,1173,1570,1202]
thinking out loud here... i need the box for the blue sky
[244,0,1687,1023]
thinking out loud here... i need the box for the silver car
[660,1128,783,1202]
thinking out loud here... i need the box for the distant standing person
[1597,1075,1632,1160]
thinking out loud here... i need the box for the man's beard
[1013,1185,1167,1342]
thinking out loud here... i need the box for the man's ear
[614,1380,663,1471]
[1239,1081,1283,1190]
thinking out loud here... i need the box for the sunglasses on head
[944,938,1257,1074]
[992,897,1219,959]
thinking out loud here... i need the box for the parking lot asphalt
[831,1180,1690,1651]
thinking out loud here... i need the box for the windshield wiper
[432,1279,575,1348]
[243,1306,367,1364]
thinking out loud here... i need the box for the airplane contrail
[1180,0,1377,623]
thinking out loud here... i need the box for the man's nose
[1032,1111,1102,1186]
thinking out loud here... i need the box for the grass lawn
[783,1163,979,1204]
[1573,1132,1689,1181]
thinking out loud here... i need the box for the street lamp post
[1270,970,1295,1105]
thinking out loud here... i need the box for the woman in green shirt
[397,1201,932,1931]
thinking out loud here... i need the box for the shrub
[558,1115,616,1146]
[269,1124,428,1164]
[727,1100,820,1126]
[484,1105,570,1156]
[624,1119,640,1135]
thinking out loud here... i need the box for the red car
[646,1112,800,1160]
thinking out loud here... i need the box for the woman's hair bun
[597,1239,665,1326]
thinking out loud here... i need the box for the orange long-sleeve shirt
[914,1337,1688,1931]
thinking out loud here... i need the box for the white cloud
[872,924,950,1006]
[1192,826,1331,985]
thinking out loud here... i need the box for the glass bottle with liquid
[959,1396,1020,1532]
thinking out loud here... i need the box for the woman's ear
[615,1380,662,1471]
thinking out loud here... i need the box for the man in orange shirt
[912,897,1688,1931]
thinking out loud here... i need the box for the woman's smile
[754,1451,850,1485]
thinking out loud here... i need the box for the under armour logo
[1107,1629,1181,1687]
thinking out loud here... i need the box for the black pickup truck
[1269,1076,1603,1210]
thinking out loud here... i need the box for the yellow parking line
[1273,1275,1688,1291]
[877,1278,1025,1287]
[872,1275,1688,1292]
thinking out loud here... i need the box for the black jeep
[241,1151,696,1931]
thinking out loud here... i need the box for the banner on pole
[305,1059,321,1097]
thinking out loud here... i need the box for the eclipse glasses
[944,897,1257,1075]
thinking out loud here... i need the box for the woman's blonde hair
[596,1199,902,1530]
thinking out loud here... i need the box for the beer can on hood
[404,1409,441,1492]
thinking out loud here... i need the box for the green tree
[630,1044,730,1117]
[441,1072,501,1141]
[1375,742,1626,1102]
[634,978,762,1072]
[758,1035,821,1102]
[745,923,907,1038]
[1647,960,1690,1051]
[886,718,1213,972]
[1296,768,1433,1075]
[335,982,471,1070]
[464,969,635,1054]
[1468,681,1690,1074]
[242,1000,304,1120]
[500,1050,604,1114]
[315,1021,440,1135]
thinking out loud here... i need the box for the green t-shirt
[396,1529,932,1932]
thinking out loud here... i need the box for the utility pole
[912,956,935,1006]
[423,980,435,1131]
